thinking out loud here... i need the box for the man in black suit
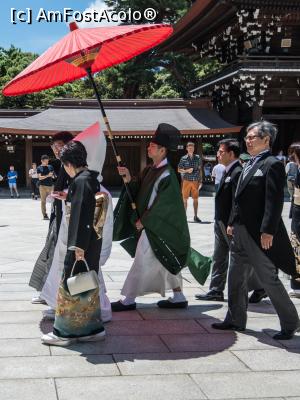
[196,139,263,301]
[212,121,300,340]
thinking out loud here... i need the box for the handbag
[67,259,99,296]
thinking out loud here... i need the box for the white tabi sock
[121,297,136,305]
[170,291,186,303]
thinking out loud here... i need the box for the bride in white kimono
[40,122,113,322]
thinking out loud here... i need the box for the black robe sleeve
[67,177,96,251]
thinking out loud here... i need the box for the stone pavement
[0,196,300,400]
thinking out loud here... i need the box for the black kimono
[290,169,300,290]
[53,169,104,339]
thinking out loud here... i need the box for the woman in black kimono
[289,142,300,298]
[42,141,105,346]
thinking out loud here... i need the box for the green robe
[113,163,211,283]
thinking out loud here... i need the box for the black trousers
[225,224,299,330]
[209,221,262,293]
[31,178,39,196]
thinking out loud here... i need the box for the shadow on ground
[38,302,300,365]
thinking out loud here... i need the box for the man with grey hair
[212,120,300,340]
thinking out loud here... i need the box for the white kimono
[121,159,182,298]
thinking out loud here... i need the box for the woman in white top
[28,163,39,199]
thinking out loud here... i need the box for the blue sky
[0,0,108,54]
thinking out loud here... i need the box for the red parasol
[3,22,173,213]
[3,23,172,96]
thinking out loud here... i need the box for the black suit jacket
[50,166,70,232]
[215,161,242,227]
[232,151,296,276]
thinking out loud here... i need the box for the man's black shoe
[194,216,202,223]
[195,291,224,301]
[273,327,300,340]
[157,299,188,309]
[211,322,245,332]
[43,214,49,220]
[111,300,136,312]
[249,289,267,304]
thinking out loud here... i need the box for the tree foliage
[0,46,83,108]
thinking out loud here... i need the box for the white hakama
[121,160,182,299]
[121,230,182,298]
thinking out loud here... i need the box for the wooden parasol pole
[86,68,139,218]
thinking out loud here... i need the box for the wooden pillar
[25,137,32,188]
[196,136,204,181]
[140,139,147,171]
[197,136,203,159]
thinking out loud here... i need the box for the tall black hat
[151,123,181,150]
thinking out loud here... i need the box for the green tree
[0,46,84,108]
[202,142,215,155]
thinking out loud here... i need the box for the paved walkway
[0,197,300,400]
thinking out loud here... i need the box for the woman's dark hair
[288,142,300,164]
[52,131,74,144]
[217,138,241,158]
[60,141,87,168]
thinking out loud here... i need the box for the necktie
[243,157,256,179]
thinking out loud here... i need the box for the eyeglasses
[217,149,227,154]
[244,135,261,142]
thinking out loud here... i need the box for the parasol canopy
[3,23,173,96]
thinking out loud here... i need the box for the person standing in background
[286,155,298,201]
[29,163,39,200]
[37,155,54,220]
[203,162,213,182]
[7,166,19,198]
[178,142,203,223]
[212,162,225,192]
